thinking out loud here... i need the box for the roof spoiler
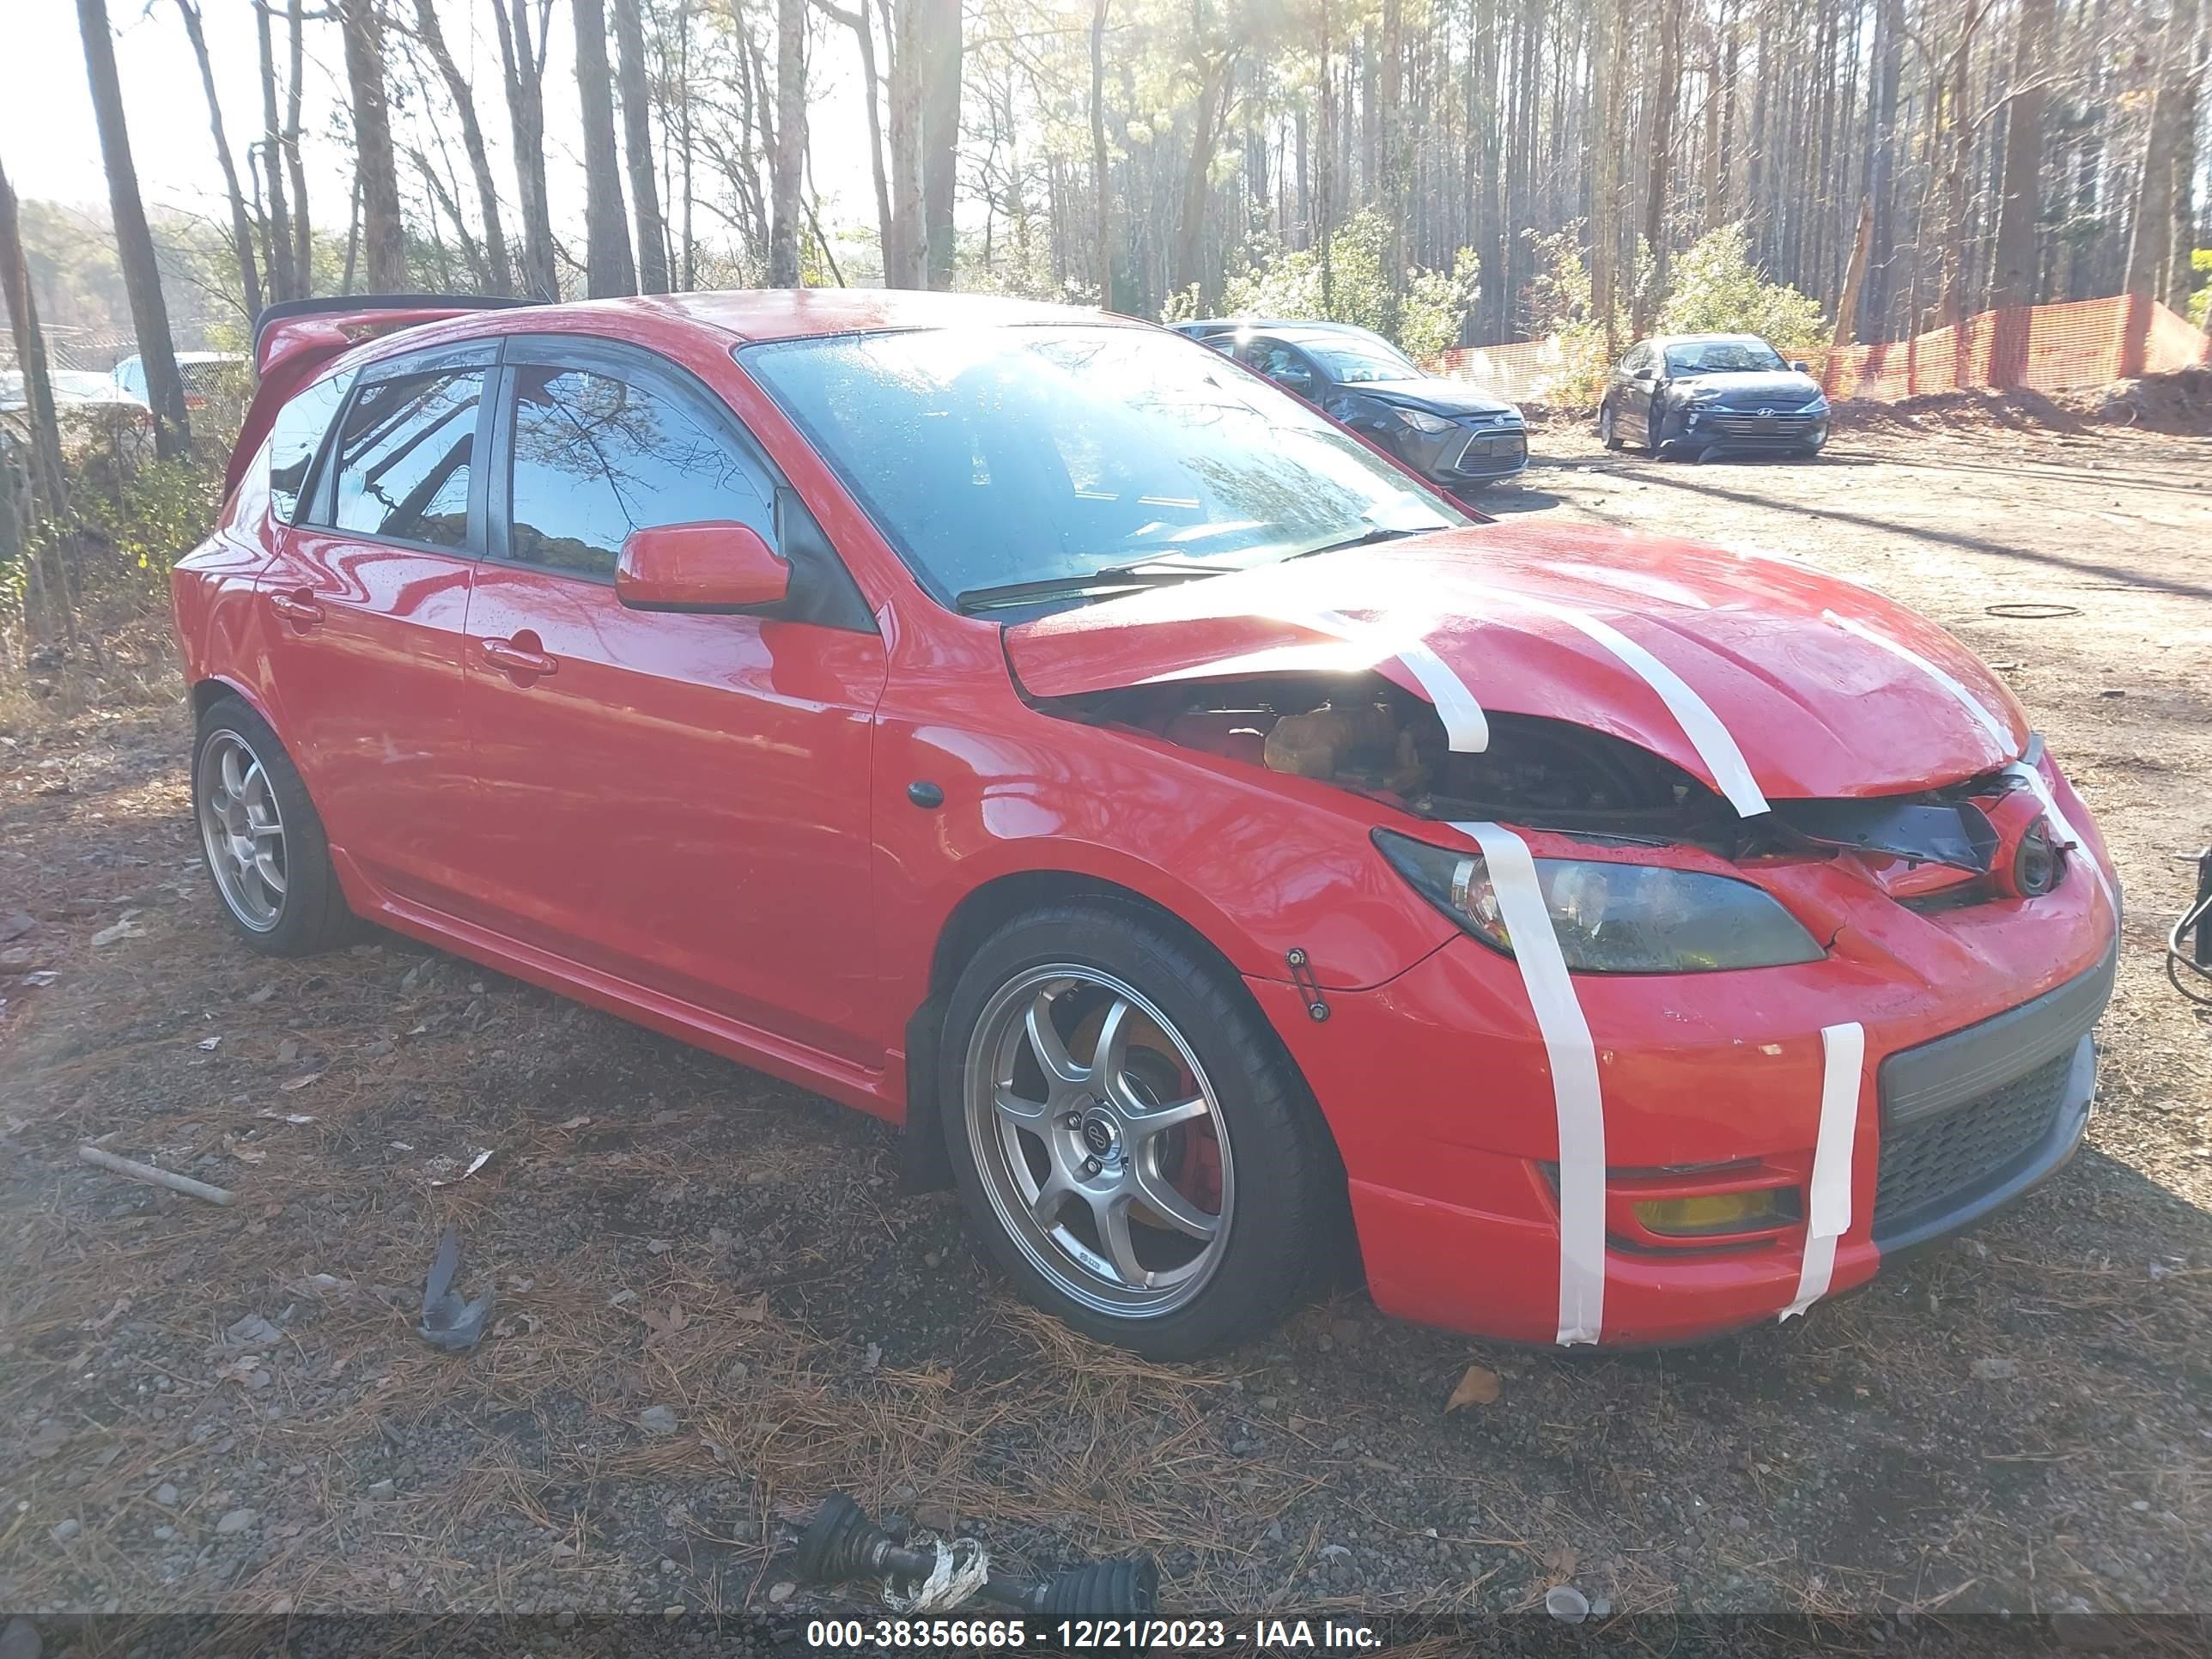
[250,292,543,376]
[228,293,544,498]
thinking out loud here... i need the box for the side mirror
[616,520,789,614]
[1790,360,1811,374]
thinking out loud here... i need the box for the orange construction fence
[1427,293,2211,407]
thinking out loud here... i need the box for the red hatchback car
[173,290,2118,1358]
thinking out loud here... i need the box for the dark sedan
[1200,323,1530,489]
[1599,334,1831,459]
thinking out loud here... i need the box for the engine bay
[1044,673,2054,899]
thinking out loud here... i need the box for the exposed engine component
[1041,676,2056,921]
[1047,673,1722,838]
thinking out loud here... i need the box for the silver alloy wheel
[964,965,1234,1318]
[196,729,288,933]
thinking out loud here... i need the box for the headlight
[1802,394,1830,413]
[1392,408,1458,434]
[1373,829,1826,973]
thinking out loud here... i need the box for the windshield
[1302,337,1422,384]
[742,325,1465,607]
[1664,339,1789,375]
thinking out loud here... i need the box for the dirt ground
[3,413,2210,1644]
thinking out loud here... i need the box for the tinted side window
[267,368,356,523]
[328,370,483,549]
[506,365,775,580]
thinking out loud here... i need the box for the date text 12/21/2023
[801,1618,1384,1649]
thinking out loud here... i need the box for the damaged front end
[1039,674,2073,919]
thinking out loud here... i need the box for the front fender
[872,707,1459,1012]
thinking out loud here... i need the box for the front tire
[191,696,354,956]
[939,901,1336,1358]
[1598,401,1624,451]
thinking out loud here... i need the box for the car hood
[1002,525,2027,806]
[1676,369,1824,407]
[1347,380,1517,417]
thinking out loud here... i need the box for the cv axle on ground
[793,1491,1159,1619]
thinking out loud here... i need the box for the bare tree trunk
[339,0,407,291]
[678,0,694,288]
[1090,0,1111,307]
[1635,0,1683,336]
[2166,0,2205,310]
[884,0,928,288]
[1832,193,1872,346]
[0,157,67,520]
[286,0,313,294]
[574,0,637,295]
[177,0,265,325]
[414,148,487,287]
[768,0,805,286]
[254,0,295,302]
[1590,0,1624,355]
[612,0,671,292]
[491,0,557,296]
[75,0,189,458]
[1172,25,1227,303]
[920,0,963,289]
[412,0,514,294]
[814,0,894,275]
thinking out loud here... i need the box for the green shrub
[1656,224,1828,353]
[1212,210,1473,357]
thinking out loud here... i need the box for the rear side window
[328,370,483,549]
[267,368,355,524]
[506,365,775,580]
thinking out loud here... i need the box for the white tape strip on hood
[1821,609,2018,759]
[1310,610,1491,752]
[1782,1021,1866,1321]
[1455,821,1606,1345]
[1458,587,1771,818]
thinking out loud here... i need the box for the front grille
[1872,1049,2071,1232]
[1452,430,1528,472]
[1704,410,1820,440]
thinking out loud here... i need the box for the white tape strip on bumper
[1455,822,1606,1345]
[1782,1021,1867,1321]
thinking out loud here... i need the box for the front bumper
[1248,801,2117,1346]
[1395,419,1529,484]
[1668,404,1829,453]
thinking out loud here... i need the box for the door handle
[478,636,558,678]
[269,590,323,629]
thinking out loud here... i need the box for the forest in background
[0,0,2208,665]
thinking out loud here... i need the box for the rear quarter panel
[172,434,282,724]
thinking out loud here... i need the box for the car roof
[1648,333,1771,348]
[380,289,1144,354]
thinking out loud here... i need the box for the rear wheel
[192,696,353,956]
[939,902,1335,1358]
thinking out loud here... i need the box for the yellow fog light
[1633,1191,1784,1237]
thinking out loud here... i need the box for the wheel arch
[189,674,280,732]
[898,867,1323,1192]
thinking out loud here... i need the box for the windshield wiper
[1283,523,1445,562]
[956,559,1231,614]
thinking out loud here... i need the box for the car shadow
[1457,482,1570,516]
